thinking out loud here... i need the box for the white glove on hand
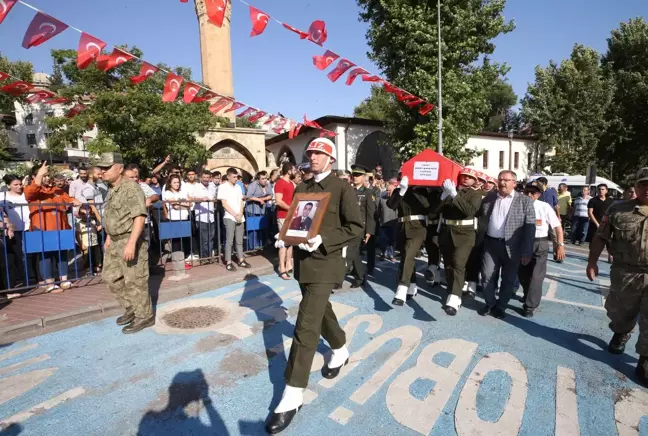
[298,235,322,252]
[398,176,409,196]
[442,179,457,198]
[274,233,286,249]
[440,191,450,201]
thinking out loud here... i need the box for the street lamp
[437,0,443,155]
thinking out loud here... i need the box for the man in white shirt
[518,181,565,317]
[217,167,250,271]
[68,166,90,199]
[190,169,217,261]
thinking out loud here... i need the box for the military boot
[608,332,632,354]
[636,356,648,387]
[116,309,135,326]
[122,315,155,334]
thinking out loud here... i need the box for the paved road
[0,244,646,435]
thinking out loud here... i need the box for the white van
[541,174,624,199]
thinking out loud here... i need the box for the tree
[355,0,515,163]
[483,79,518,132]
[0,53,34,114]
[0,129,11,163]
[600,18,648,182]
[521,44,614,174]
[353,85,398,121]
[45,47,219,169]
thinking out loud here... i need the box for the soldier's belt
[399,215,427,223]
[443,218,475,226]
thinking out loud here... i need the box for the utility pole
[437,0,443,155]
[610,161,614,181]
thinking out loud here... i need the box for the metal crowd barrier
[0,198,275,295]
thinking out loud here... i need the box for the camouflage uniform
[103,177,153,319]
[596,198,648,355]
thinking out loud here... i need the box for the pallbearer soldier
[347,164,376,287]
[387,174,429,305]
[437,167,483,315]
[98,153,154,333]
[424,187,443,285]
[464,171,489,296]
[270,138,363,433]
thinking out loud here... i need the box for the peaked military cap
[351,164,369,175]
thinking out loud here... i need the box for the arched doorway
[208,139,259,180]
[277,145,297,166]
[354,131,400,178]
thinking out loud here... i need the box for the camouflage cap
[636,167,648,183]
[95,152,123,168]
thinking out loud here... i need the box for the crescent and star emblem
[325,56,334,66]
[0,0,9,15]
[257,13,268,23]
[170,79,180,91]
[115,56,128,65]
[145,69,155,76]
[85,42,101,57]
[38,22,57,34]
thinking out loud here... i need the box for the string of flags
[178,0,436,116]
[0,0,337,138]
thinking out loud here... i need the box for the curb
[0,261,275,344]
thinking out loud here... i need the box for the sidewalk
[0,254,276,344]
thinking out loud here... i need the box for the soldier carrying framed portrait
[278,192,331,246]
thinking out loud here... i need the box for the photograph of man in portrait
[287,201,318,237]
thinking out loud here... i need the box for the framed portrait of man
[279,192,331,245]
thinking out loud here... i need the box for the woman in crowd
[163,174,193,263]
[0,175,31,288]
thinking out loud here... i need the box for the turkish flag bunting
[293,123,303,138]
[0,0,17,25]
[418,103,435,116]
[404,98,424,107]
[362,75,383,83]
[249,6,269,37]
[22,12,69,49]
[193,91,219,103]
[77,33,107,70]
[0,71,10,82]
[25,89,57,104]
[162,72,183,102]
[303,115,323,129]
[346,67,369,86]
[0,80,35,96]
[43,97,67,105]
[96,48,135,72]
[209,97,233,114]
[327,59,356,83]
[206,0,228,27]
[224,101,245,113]
[66,103,87,118]
[307,20,327,45]
[237,107,256,118]
[130,62,159,84]
[264,114,278,125]
[312,50,339,70]
[183,82,202,103]
[180,0,189,2]
[247,111,267,123]
[282,23,308,39]
[288,121,297,139]
[272,118,286,134]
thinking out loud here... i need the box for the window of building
[26,133,37,147]
[528,152,533,168]
[514,152,519,169]
[482,151,488,169]
[499,151,505,169]
[24,114,34,125]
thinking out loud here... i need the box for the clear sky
[1,0,647,121]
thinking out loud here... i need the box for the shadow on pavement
[0,424,23,436]
[138,369,229,435]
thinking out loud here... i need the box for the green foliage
[483,79,518,132]
[355,0,515,163]
[0,53,34,114]
[46,47,217,169]
[353,86,398,121]
[235,117,260,129]
[522,44,614,175]
[0,129,12,163]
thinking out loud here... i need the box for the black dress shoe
[522,308,534,318]
[321,358,349,379]
[351,279,366,289]
[266,406,301,434]
[392,298,405,306]
[122,316,155,334]
[478,305,493,316]
[444,306,457,316]
[492,308,506,319]
[406,294,416,301]
[116,310,135,326]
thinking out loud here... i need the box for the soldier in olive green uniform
[387,175,429,305]
[424,188,443,285]
[438,167,484,316]
[587,167,648,386]
[464,172,490,296]
[268,139,363,434]
[98,153,154,334]
[347,164,376,287]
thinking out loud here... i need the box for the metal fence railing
[0,199,276,296]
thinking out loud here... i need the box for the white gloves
[442,179,457,198]
[274,233,286,249]
[298,235,322,252]
[399,176,409,196]
[440,191,449,201]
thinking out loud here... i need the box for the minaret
[195,0,234,120]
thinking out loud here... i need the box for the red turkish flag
[206,0,228,27]
[283,23,308,39]
[248,111,267,123]
[43,97,67,105]
[249,6,269,37]
[263,114,278,125]
[0,80,34,96]
[287,121,297,139]
[224,101,245,113]
[0,71,10,82]
[272,118,287,134]
[346,67,369,86]
[0,0,17,25]
[327,59,355,83]
[312,50,339,70]
[66,103,87,118]
[193,91,219,103]
[362,75,383,83]
[180,0,189,2]
[25,89,57,104]
[293,123,303,138]
[307,20,327,45]
[96,48,135,72]
[419,103,435,116]
[303,115,323,129]
[130,62,159,84]
[209,97,233,114]
[237,107,256,118]
[162,72,183,102]
[22,12,69,49]
[403,98,424,108]
[77,33,107,70]
[183,82,202,103]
